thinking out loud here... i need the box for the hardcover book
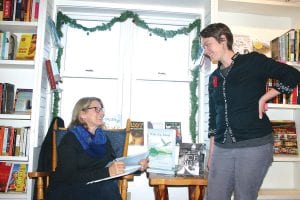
[129,121,144,145]
[147,128,176,175]
[176,143,206,176]
[271,120,298,155]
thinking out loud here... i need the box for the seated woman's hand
[108,161,125,176]
[139,158,149,171]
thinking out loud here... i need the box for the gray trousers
[206,143,273,200]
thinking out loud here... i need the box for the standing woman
[46,97,148,200]
[200,23,300,200]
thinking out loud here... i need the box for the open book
[87,152,148,184]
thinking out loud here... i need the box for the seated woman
[46,97,148,200]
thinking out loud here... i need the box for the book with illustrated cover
[271,120,298,155]
[0,162,13,192]
[7,163,28,193]
[14,88,33,113]
[165,122,182,145]
[147,129,176,175]
[176,143,206,176]
[15,34,37,60]
[129,121,144,145]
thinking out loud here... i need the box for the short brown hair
[200,23,233,50]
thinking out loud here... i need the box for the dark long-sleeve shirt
[50,131,115,185]
[208,52,300,144]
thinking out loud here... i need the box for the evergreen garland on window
[54,10,201,143]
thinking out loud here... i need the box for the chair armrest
[28,171,51,178]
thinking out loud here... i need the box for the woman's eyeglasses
[87,107,105,113]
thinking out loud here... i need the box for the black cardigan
[49,131,115,184]
[208,52,300,144]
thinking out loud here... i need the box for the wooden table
[148,173,208,200]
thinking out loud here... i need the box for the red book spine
[45,60,56,90]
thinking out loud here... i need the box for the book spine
[0,127,5,156]
[45,60,56,90]
[2,127,9,156]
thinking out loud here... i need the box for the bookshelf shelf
[274,154,300,162]
[258,189,300,199]
[0,156,28,162]
[0,60,35,69]
[0,114,31,120]
[267,103,300,110]
[0,21,38,33]
[0,193,27,199]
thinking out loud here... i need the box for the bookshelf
[200,0,300,199]
[0,0,52,199]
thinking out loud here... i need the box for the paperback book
[129,121,144,145]
[165,121,182,145]
[147,128,176,175]
[14,88,33,113]
[87,152,148,184]
[7,163,28,193]
[176,143,206,176]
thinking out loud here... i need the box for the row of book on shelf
[0,162,27,193]
[271,28,300,62]
[0,0,39,22]
[0,126,29,157]
[0,83,33,114]
[266,79,300,104]
[0,32,37,60]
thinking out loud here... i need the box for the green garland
[54,10,201,142]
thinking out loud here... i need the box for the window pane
[63,20,121,77]
[60,78,122,126]
[132,23,192,80]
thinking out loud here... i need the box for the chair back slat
[103,119,131,158]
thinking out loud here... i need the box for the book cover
[16,34,37,60]
[7,163,28,193]
[147,129,176,174]
[176,143,206,176]
[0,162,13,192]
[0,127,5,156]
[165,122,182,145]
[271,120,298,155]
[129,121,144,145]
[14,88,33,113]
[45,59,57,90]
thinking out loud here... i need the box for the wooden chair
[28,118,133,200]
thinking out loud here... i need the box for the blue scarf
[69,125,107,159]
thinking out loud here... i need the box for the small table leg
[154,185,168,200]
[188,185,202,200]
